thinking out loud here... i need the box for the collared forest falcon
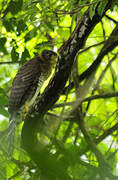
[8,49,58,154]
[8,49,58,114]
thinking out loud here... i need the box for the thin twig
[78,40,105,55]
[54,91,118,108]
[77,111,117,180]
[105,15,118,24]
[0,61,20,65]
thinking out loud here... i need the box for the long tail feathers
[8,114,16,156]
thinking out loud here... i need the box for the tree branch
[77,110,117,180]
[0,61,20,65]
[63,23,118,93]
[54,90,118,108]
[21,0,114,178]
[78,40,105,55]
[77,114,118,157]
[105,15,118,24]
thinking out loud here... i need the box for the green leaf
[0,38,7,53]
[0,96,8,106]
[11,47,19,62]
[3,20,12,32]
[8,0,23,15]
[89,3,98,20]
[24,29,37,42]
[110,0,118,11]
[24,32,31,42]
[0,104,9,117]
[35,41,51,49]
[17,20,27,34]
[3,18,17,32]
[21,48,30,64]
[0,38,6,46]
[0,166,6,180]
[45,22,54,31]
[0,88,5,94]
[97,0,108,16]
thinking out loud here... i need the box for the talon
[24,113,28,118]
[24,103,29,117]
[25,103,29,113]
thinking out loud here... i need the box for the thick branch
[35,1,114,115]
[81,23,118,80]
[63,23,118,93]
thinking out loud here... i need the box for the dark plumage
[8,49,58,155]
[8,50,58,113]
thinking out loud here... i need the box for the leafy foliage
[0,0,118,180]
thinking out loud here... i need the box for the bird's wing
[8,56,41,112]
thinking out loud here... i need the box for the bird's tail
[7,113,16,156]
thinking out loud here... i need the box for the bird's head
[40,50,58,66]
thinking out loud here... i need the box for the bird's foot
[24,103,29,117]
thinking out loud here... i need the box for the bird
[8,49,58,155]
